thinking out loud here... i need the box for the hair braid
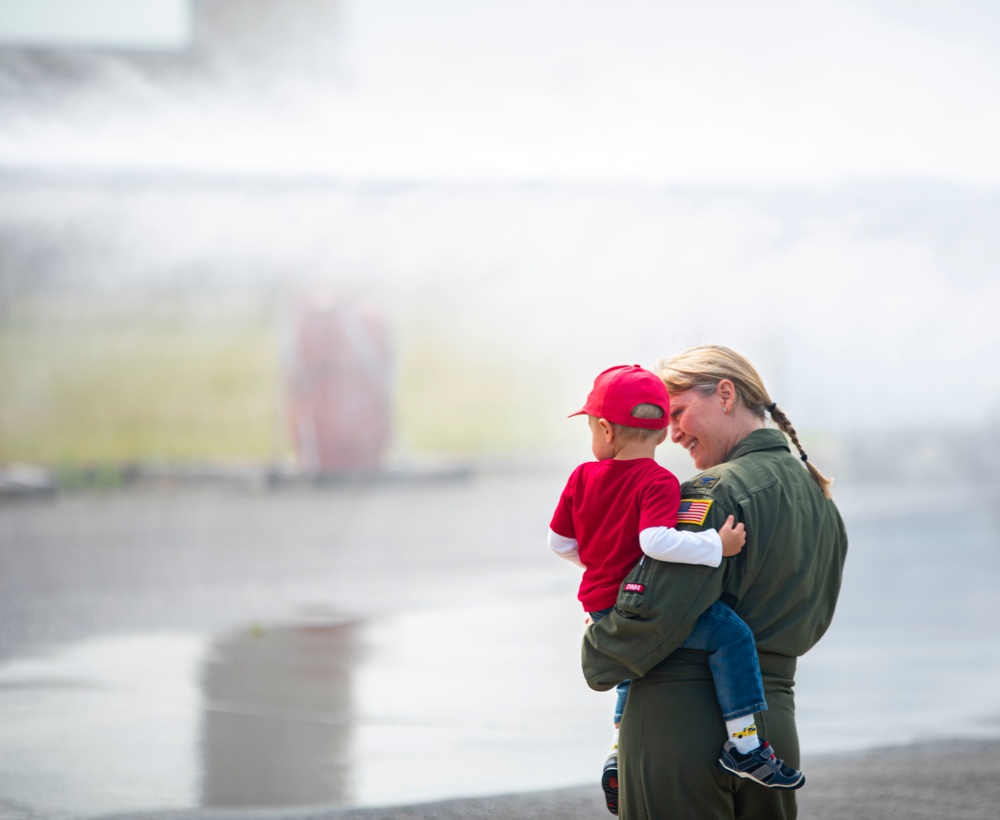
[768,403,832,499]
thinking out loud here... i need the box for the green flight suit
[582,428,848,820]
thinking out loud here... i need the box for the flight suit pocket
[616,556,653,616]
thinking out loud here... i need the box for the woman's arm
[582,494,736,690]
[581,557,726,689]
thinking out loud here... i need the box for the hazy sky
[2,0,999,185]
[336,0,1000,185]
[1,1,998,436]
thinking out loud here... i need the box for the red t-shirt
[549,458,681,611]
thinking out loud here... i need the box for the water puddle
[0,600,613,818]
[0,633,205,817]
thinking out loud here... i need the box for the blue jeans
[590,600,767,724]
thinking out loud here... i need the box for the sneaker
[718,740,805,790]
[601,749,619,815]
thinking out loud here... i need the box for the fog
[3,1,999,465]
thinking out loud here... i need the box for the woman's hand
[719,514,746,557]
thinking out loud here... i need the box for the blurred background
[1,1,999,818]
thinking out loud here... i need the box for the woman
[582,345,848,819]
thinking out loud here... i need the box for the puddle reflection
[200,620,361,809]
[0,596,608,819]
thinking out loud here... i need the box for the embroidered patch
[677,498,713,526]
[624,582,645,594]
[692,475,719,490]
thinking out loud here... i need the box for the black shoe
[601,749,619,815]
[718,740,805,790]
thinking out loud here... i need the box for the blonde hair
[657,345,833,497]
[611,402,665,444]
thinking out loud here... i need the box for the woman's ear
[717,379,736,407]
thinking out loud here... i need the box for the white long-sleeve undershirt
[548,526,722,569]
[548,529,586,568]
[638,526,722,567]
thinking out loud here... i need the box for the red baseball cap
[570,364,670,429]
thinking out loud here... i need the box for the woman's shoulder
[680,468,726,496]
[679,455,777,501]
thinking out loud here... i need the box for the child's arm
[639,515,745,567]
[718,514,746,557]
[548,529,586,568]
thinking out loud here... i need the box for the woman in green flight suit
[582,345,848,820]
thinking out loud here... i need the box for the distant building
[0,0,343,92]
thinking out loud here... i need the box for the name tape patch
[624,582,646,594]
[677,498,713,526]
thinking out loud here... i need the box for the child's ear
[598,418,614,442]
[656,429,668,445]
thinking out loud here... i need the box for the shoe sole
[718,759,806,790]
[601,767,619,815]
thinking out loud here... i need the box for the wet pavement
[1,470,999,818]
[0,469,611,817]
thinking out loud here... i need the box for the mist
[2,2,998,466]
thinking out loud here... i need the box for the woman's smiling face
[667,387,729,470]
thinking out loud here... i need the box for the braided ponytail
[658,345,833,498]
[766,402,833,498]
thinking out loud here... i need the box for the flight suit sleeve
[581,491,738,691]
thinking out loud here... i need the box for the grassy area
[0,297,282,464]
[394,329,575,457]
[0,295,577,466]
[5,294,844,475]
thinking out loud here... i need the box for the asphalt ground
[4,475,999,819]
[94,739,1000,820]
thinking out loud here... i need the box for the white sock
[725,714,761,754]
[612,725,620,749]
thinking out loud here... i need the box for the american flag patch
[677,498,713,526]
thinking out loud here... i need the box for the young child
[548,365,804,814]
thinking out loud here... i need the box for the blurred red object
[283,292,392,472]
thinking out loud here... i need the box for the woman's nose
[670,425,682,443]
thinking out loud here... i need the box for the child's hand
[719,515,746,557]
